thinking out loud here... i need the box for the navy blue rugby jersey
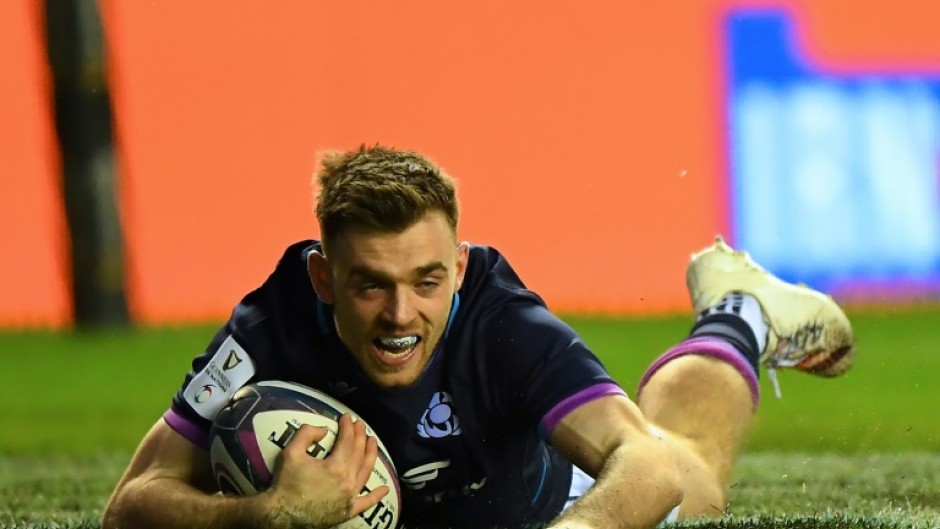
[165,240,625,529]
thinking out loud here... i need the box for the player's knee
[679,487,725,520]
[651,429,728,521]
[660,478,685,520]
[673,469,726,520]
[646,441,686,520]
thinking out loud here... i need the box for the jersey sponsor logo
[194,384,215,403]
[402,461,487,501]
[417,391,462,438]
[423,477,486,503]
[182,335,256,420]
[401,460,450,490]
[222,349,244,371]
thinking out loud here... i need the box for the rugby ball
[209,380,400,529]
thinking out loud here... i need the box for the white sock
[699,292,768,353]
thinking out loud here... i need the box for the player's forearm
[549,441,683,529]
[102,475,273,529]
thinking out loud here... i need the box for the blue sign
[727,11,940,296]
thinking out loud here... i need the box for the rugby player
[102,145,855,529]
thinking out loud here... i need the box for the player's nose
[383,287,417,326]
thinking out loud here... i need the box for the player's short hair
[315,145,459,249]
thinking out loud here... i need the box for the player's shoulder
[462,243,539,303]
[272,239,320,279]
[227,240,321,342]
[453,243,571,342]
[254,239,319,299]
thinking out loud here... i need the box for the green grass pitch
[0,306,938,528]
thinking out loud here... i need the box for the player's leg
[636,354,755,517]
[634,237,856,519]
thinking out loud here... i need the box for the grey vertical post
[44,0,130,328]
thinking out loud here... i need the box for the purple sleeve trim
[538,382,627,439]
[163,408,210,450]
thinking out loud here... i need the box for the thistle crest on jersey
[417,391,462,438]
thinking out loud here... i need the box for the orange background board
[0,0,69,328]
[3,1,940,326]
[100,1,727,322]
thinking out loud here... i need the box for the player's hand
[261,414,389,529]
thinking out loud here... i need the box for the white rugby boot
[687,236,856,397]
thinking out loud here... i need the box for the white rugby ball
[209,380,400,529]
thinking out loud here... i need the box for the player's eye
[353,280,388,296]
[416,280,440,293]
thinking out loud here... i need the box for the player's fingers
[354,436,379,489]
[338,416,367,475]
[329,414,352,458]
[283,423,327,458]
[348,485,389,518]
[347,416,368,469]
[330,414,359,461]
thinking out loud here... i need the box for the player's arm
[102,419,271,529]
[481,300,682,527]
[545,395,683,529]
[102,415,383,529]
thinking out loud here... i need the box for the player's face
[308,211,468,388]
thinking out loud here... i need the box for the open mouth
[372,335,422,364]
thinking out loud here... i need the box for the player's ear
[306,250,335,304]
[454,242,470,291]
